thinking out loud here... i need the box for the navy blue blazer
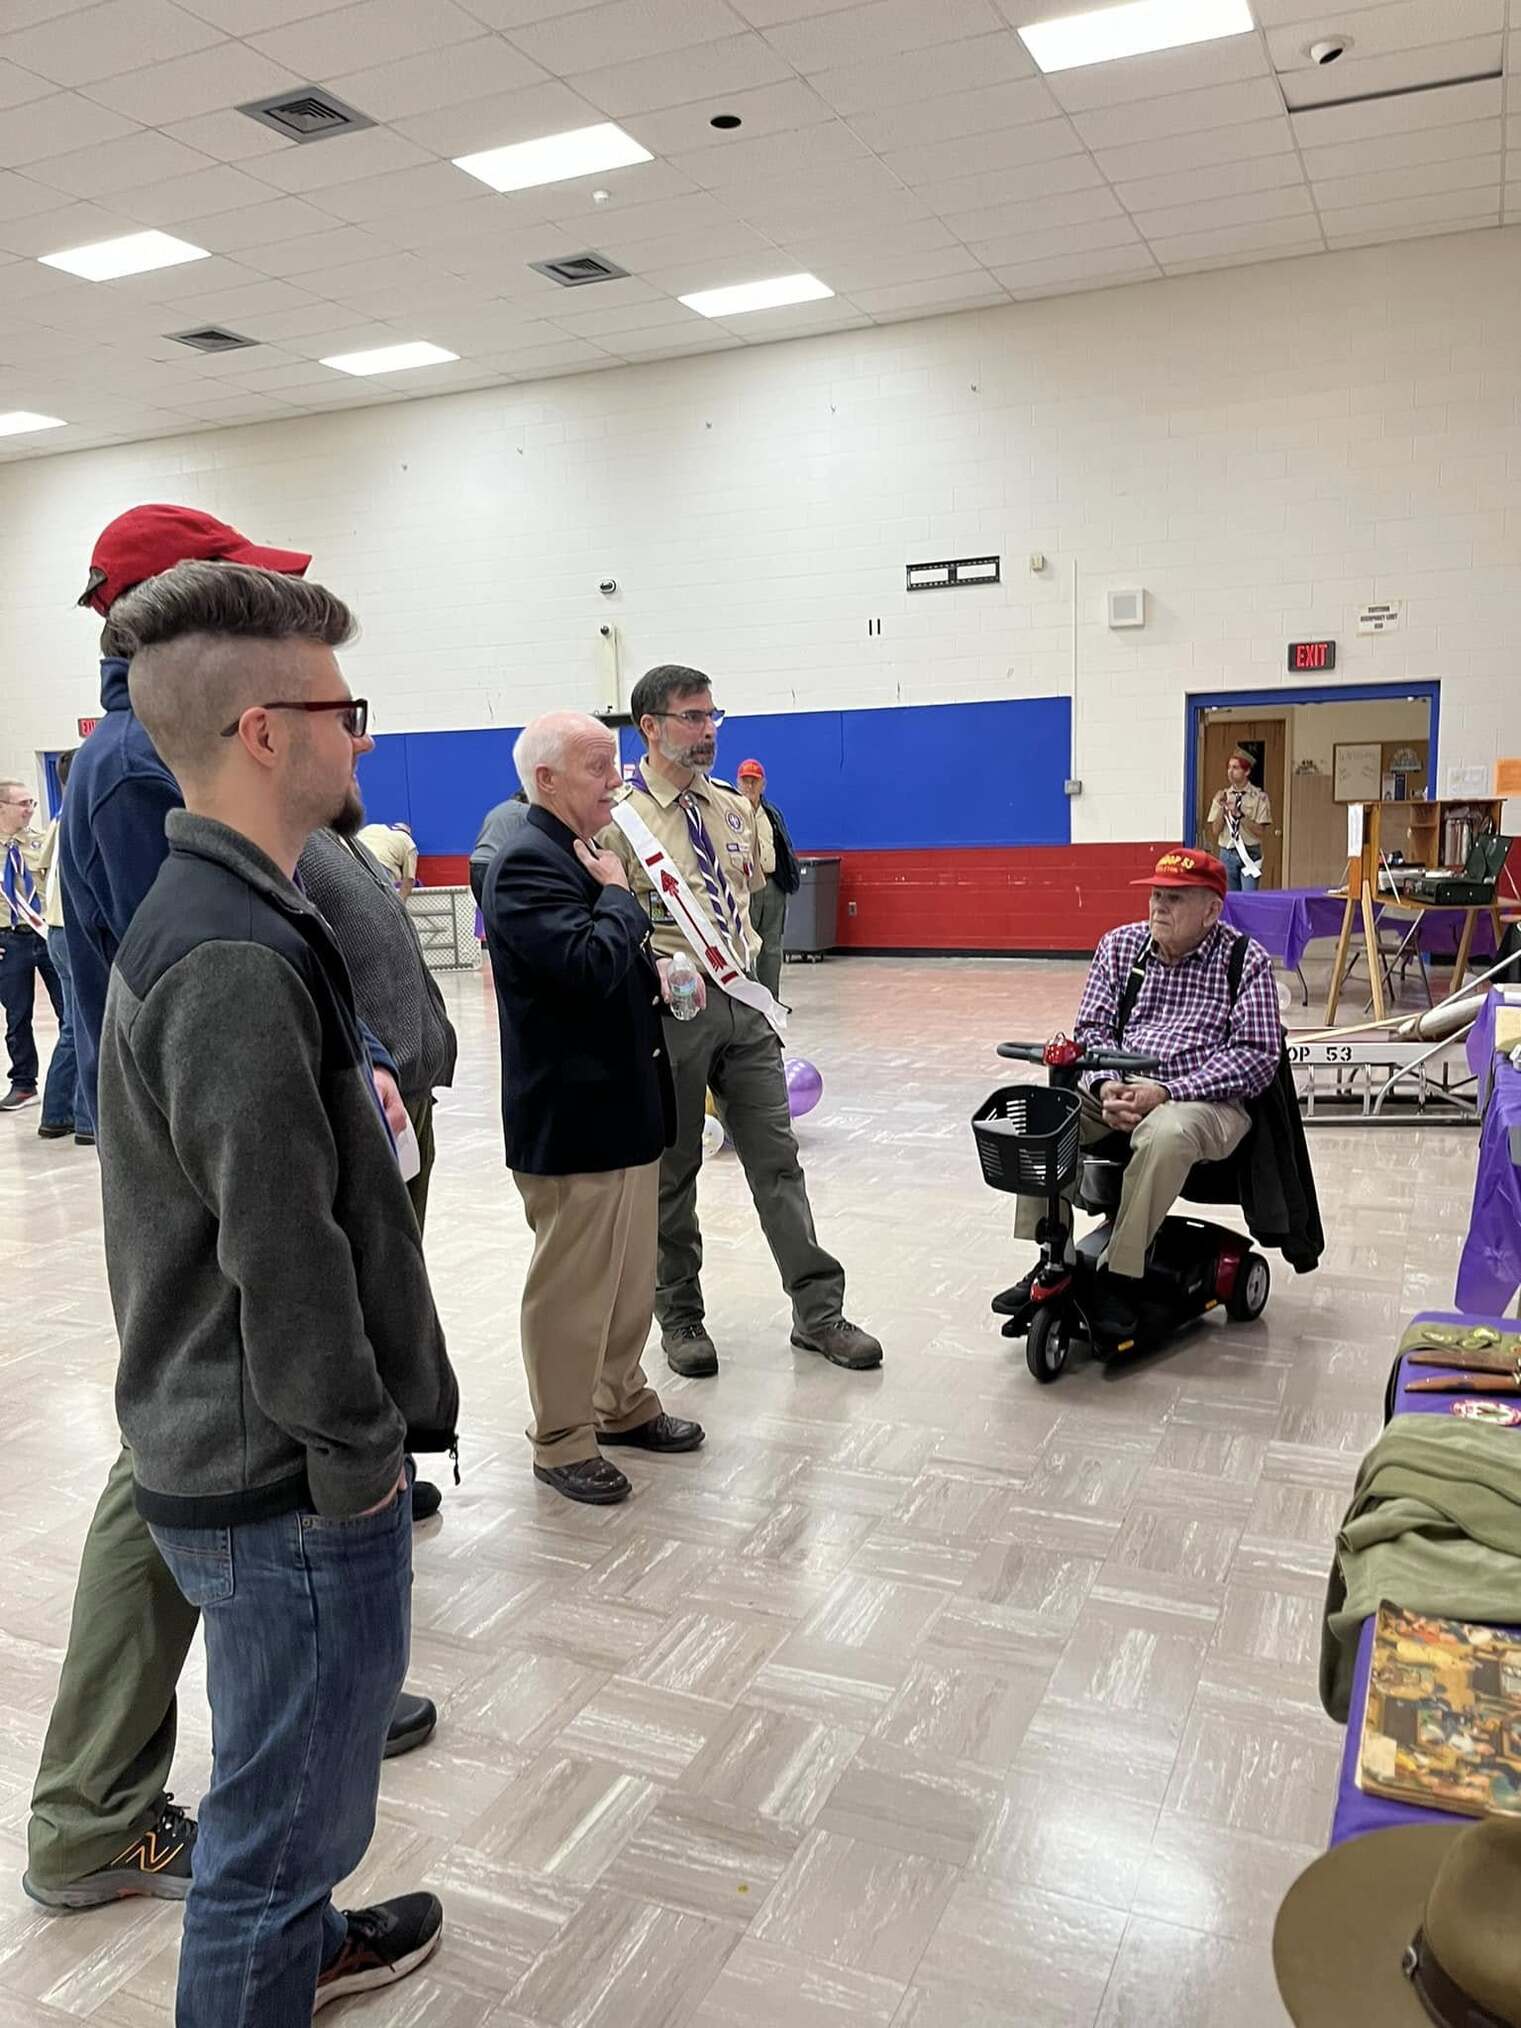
[484,804,676,1175]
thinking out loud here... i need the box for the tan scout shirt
[356,823,417,884]
[38,818,65,929]
[1208,781,1272,852]
[600,769,764,967]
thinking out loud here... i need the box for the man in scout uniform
[1207,745,1272,891]
[599,664,882,1378]
[0,777,62,1112]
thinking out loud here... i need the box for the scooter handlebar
[996,1040,1163,1073]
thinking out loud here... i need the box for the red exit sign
[1288,640,1336,672]
[77,717,100,737]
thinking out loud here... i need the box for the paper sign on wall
[1347,803,1365,854]
[1447,764,1490,797]
[1497,759,1521,797]
[1357,600,1403,635]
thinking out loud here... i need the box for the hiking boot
[662,1322,719,1377]
[791,1318,883,1370]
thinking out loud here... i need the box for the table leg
[1450,908,1477,995]
[1295,964,1309,1007]
[1360,887,1386,1021]
[1325,896,1357,1024]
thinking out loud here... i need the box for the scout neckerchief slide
[1224,787,1261,879]
[610,784,788,1040]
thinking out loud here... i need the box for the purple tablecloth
[1456,1049,1521,1315]
[1329,1311,1521,1847]
[1221,886,1500,973]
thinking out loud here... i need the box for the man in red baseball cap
[1000,846,1282,1335]
[26,506,438,1920]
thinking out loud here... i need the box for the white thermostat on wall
[1107,588,1145,629]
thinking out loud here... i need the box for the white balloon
[701,1114,725,1157]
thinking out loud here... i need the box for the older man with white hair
[483,711,705,1504]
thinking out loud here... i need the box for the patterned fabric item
[1075,920,1280,1104]
[3,839,43,931]
[676,789,748,964]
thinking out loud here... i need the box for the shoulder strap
[1226,928,1247,1004]
[1114,938,1152,1041]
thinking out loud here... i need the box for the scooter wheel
[1226,1251,1271,1322]
[1026,1307,1071,1383]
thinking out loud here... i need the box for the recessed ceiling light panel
[319,341,459,376]
[1018,0,1254,73]
[679,272,834,318]
[453,122,651,194]
[39,230,211,281]
[0,411,66,437]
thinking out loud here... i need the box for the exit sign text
[76,716,100,737]
[1287,640,1336,672]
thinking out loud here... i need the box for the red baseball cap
[737,759,765,779]
[79,503,311,615]
[1132,848,1229,897]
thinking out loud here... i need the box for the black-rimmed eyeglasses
[220,698,369,739]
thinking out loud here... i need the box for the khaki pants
[513,1161,663,1468]
[1016,1089,1250,1280]
[749,883,787,1003]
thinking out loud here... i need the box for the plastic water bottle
[666,950,701,1021]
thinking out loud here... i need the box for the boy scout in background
[1207,746,1273,892]
[600,664,882,1380]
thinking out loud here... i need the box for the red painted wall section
[420,841,1183,954]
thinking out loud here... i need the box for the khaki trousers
[1016,1090,1250,1279]
[513,1161,662,1468]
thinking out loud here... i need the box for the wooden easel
[1323,798,1507,1024]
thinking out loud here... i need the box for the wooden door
[1196,717,1285,887]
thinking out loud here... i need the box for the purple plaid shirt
[1076,921,1280,1104]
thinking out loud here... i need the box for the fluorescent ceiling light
[679,273,834,319]
[320,341,460,376]
[38,230,210,281]
[454,122,651,194]
[0,411,66,437]
[1018,0,1254,73]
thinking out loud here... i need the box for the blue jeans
[1221,846,1259,893]
[149,1484,412,2027]
[0,924,61,1091]
[41,927,91,1132]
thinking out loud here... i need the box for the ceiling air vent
[238,89,374,144]
[168,326,259,354]
[528,252,630,288]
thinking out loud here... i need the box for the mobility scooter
[972,1034,1272,1383]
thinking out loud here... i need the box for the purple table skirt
[1221,886,1500,975]
[1329,1311,1521,1847]
[1456,1045,1521,1316]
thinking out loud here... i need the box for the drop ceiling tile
[1317,185,1504,236]
[320,163,490,225]
[969,213,1142,267]
[1301,116,1500,180]
[546,296,705,336]
[24,127,216,200]
[638,247,817,294]
[669,115,866,186]
[555,215,774,274]
[133,274,326,324]
[1311,152,1503,212]
[504,0,748,74]
[881,113,1085,187]
[846,271,1010,314]
[1132,183,1315,241]
[1045,29,1271,113]
[995,245,1160,294]
[1073,78,1286,151]
[710,296,868,339]
[1248,0,1425,22]
[1283,37,1502,112]
[387,78,600,154]
[306,251,487,315]
[758,0,1005,74]
[0,169,69,221]
[1325,214,1501,250]
[1144,212,1329,264]
[810,33,1034,117]
[0,60,55,111]
[236,222,399,275]
[169,193,347,249]
[326,35,548,123]
[911,154,1104,216]
[846,76,1060,152]
[79,42,304,126]
[727,173,931,236]
[946,183,1125,244]
[725,0,864,26]
[620,78,834,155]
[277,318,409,358]
[0,1,224,88]
[0,89,141,166]
[780,214,958,261]
[1266,0,1501,71]
[567,31,791,116]
[177,0,363,26]
[807,244,992,292]
[528,157,701,217]
[158,106,293,161]
[1289,75,1502,144]
[1160,242,1323,276]
[115,164,297,226]
[1114,150,1309,215]
[0,196,143,255]
[1093,116,1296,184]
[472,335,617,370]
[251,127,438,195]
[544,187,735,246]
[248,0,485,76]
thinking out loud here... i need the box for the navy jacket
[485,805,676,1176]
[62,657,395,1114]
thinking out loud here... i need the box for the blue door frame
[1184,680,1441,841]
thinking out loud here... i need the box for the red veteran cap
[79,504,311,615]
[1132,849,1228,897]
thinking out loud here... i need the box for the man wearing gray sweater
[97,560,458,2026]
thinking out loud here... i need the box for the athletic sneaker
[0,1085,37,1112]
[23,1795,196,1910]
[314,1893,443,2011]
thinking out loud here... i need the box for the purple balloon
[784,1056,823,1119]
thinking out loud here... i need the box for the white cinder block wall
[0,226,1515,845]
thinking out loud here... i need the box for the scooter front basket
[971,1084,1081,1198]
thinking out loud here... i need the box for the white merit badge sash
[1224,790,1261,877]
[611,796,788,1039]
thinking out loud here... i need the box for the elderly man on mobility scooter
[997,848,1283,1342]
